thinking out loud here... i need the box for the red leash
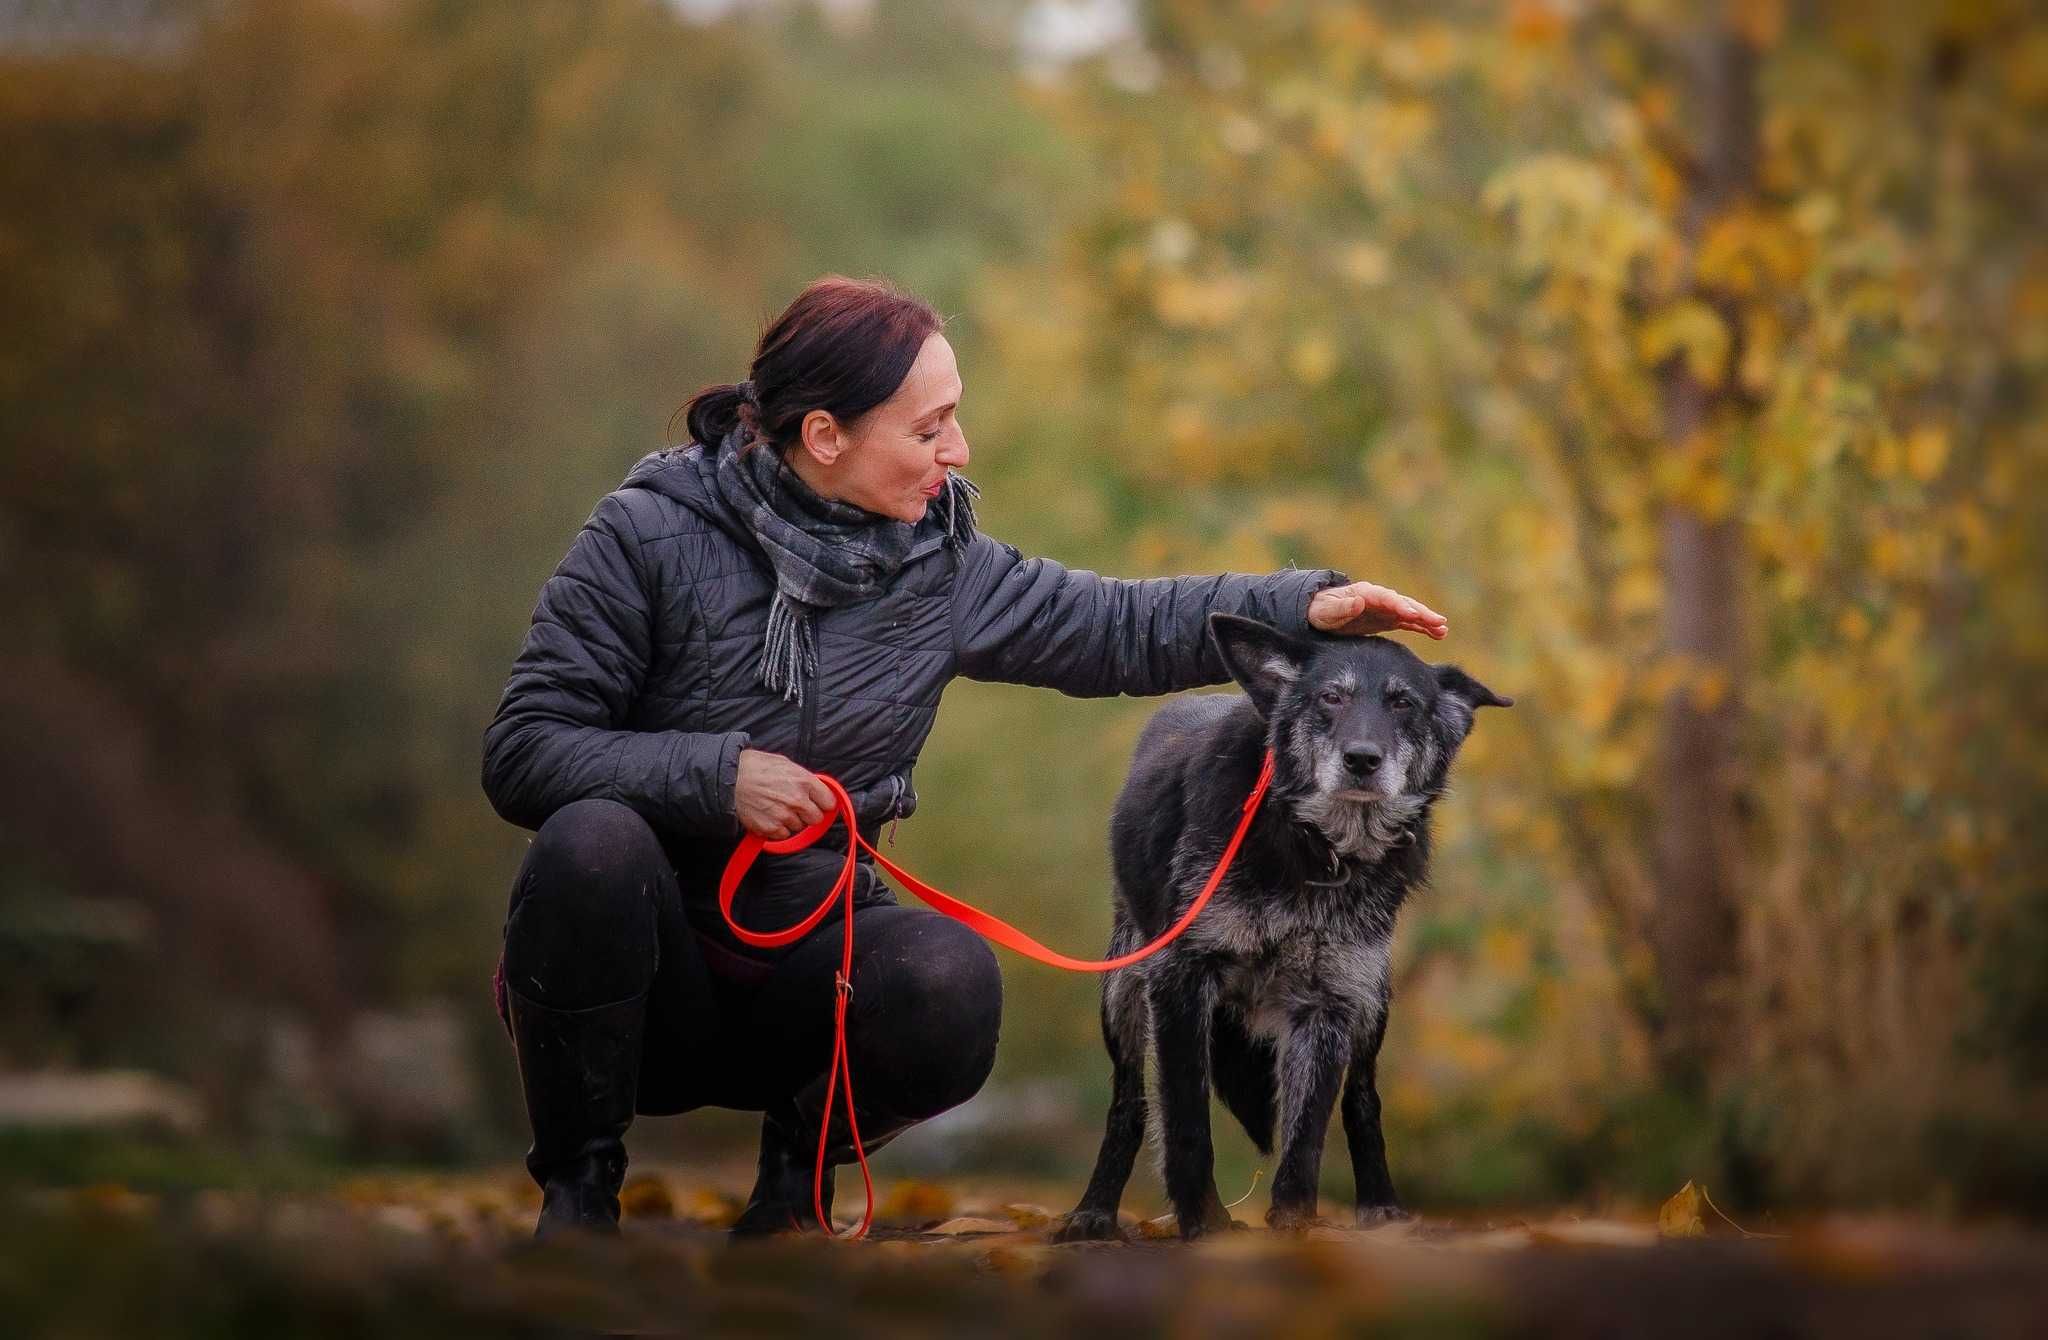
[717,748,1276,1238]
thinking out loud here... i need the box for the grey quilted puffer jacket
[482,443,1348,951]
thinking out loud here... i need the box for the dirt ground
[10,1165,2048,1338]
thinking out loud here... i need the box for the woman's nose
[938,428,969,468]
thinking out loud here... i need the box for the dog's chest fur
[1189,870,1398,1035]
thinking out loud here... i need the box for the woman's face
[790,333,970,524]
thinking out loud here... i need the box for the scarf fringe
[941,471,981,555]
[762,593,818,705]
[747,463,981,708]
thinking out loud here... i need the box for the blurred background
[1,0,2042,1221]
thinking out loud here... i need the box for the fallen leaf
[929,1217,1016,1236]
[619,1176,674,1219]
[1135,1213,1181,1240]
[1001,1203,1057,1230]
[880,1180,956,1225]
[678,1187,744,1227]
[1659,1181,1707,1239]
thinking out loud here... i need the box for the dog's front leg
[1343,978,1408,1225]
[1146,959,1230,1241]
[1266,1008,1354,1231]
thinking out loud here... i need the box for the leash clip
[834,970,854,1000]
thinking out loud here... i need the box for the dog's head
[1208,612,1512,856]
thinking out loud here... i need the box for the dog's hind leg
[1051,966,1149,1242]
[1209,1006,1276,1156]
[1342,975,1408,1225]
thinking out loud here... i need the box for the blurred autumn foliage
[971,0,2048,1207]
[1,0,2043,1219]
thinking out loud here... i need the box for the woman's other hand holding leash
[736,748,840,840]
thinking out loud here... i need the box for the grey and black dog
[1053,612,1511,1241]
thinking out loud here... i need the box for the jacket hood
[621,443,756,553]
[621,443,957,560]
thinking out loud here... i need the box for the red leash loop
[717,749,1276,1238]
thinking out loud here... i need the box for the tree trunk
[1651,25,1758,1083]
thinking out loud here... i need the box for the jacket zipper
[797,537,942,825]
[799,657,818,766]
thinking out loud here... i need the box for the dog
[1053,612,1511,1241]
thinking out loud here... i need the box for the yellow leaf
[1738,308,1783,396]
[1289,333,1339,387]
[1000,1203,1058,1230]
[1638,301,1729,386]
[1134,1212,1182,1240]
[928,1216,1015,1236]
[1337,240,1391,287]
[1658,1180,1706,1238]
[1687,666,1730,712]
[1506,0,1567,46]
[1731,0,1784,48]
[1905,424,1950,482]
[618,1175,675,1219]
[879,1179,956,1224]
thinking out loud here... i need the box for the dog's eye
[1317,688,1345,708]
[1386,691,1414,711]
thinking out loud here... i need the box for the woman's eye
[917,430,940,443]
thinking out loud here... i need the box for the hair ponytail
[680,381,756,454]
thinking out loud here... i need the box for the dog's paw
[1265,1203,1327,1234]
[1354,1203,1413,1228]
[1171,1194,1240,1242]
[1050,1209,1124,1243]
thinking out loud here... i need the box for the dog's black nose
[1344,746,1383,777]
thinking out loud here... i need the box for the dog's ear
[1435,664,1513,710]
[1208,613,1311,719]
[1432,664,1513,744]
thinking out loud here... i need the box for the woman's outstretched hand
[1306,581,1449,640]
[736,748,839,840]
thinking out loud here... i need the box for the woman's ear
[1209,613,1311,719]
[797,408,848,466]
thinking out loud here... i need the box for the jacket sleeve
[481,492,749,836]
[951,531,1349,697]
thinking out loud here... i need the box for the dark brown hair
[681,275,945,455]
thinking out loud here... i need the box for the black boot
[729,1103,834,1237]
[728,1074,920,1238]
[506,983,647,1241]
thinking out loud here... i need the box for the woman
[483,275,1448,1241]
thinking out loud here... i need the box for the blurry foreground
[9,1164,2048,1338]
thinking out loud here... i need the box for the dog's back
[1108,694,1256,931]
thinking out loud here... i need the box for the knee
[503,799,667,1005]
[528,798,667,891]
[863,918,1003,1117]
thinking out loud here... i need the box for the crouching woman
[482,275,1446,1240]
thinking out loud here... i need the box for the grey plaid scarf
[699,421,980,707]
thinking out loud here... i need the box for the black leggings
[500,797,1003,1124]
